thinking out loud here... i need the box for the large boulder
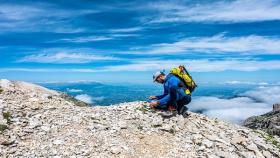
[273,103,280,112]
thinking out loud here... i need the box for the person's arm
[156,88,168,99]
[158,94,170,106]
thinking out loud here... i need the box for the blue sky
[1,0,280,84]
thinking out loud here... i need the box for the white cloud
[242,86,280,105]
[147,0,280,23]
[225,81,257,85]
[204,107,271,124]
[0,3,95,33]
[224,81,270,86]
[109,27,143,33]
[74,94,104,104]
[188,85,280,124]
[17,51,119,64]
[67,89,83,93]
[0,4,42,21]
[75,94,93,104]
[188,96,271,124]
[3,59,280,72]
[111,34,139,37]
[0,68,101,73]
[35,80,103,84]
[0,3,97,21]
[58,36,113,43]
[97,59,280,72]
[131,35,280,54]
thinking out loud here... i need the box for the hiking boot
[160,108,178,118]
[182,111,190,118]
[179,105,188,115]
[179,106,190,118]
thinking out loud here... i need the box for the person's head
[153,71,166,84]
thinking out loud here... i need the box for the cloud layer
[3,58,280,72]
[75,94,93,104]
[96,59,280,72]
[188,86,280,123]
[147,0,280,23]
[130,35,280,54]
[18,52,119,64]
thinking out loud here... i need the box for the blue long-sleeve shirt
[156,74,187,106]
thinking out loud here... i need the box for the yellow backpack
[170,65,197,94]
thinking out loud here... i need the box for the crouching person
[149,70,191,117]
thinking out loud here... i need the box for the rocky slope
[244,103,280,137]
[0,79,280,157]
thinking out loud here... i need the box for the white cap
[153,71,164,82]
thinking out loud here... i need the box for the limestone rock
[244,104,280,136]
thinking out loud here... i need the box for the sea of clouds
[75,94,105,105]
[188,86,280,124]
[72,83,280,124]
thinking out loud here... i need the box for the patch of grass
[0,87,3,93]
[3,112,12,124]
[0,124,8,132]
[152,124,162,128]
[169,128,176,135]
[137,125,143,130]
[253,130,280,151]
[59,92,91,107]
[135,106,149,113]
[214,119,219,124]
[267,134,280,149]
[135,106,155,113]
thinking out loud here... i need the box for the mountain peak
[0,80,280,157]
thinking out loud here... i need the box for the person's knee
[185,95,191,104]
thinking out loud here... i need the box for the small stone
[1,139,15,146]
[206,154,219,158]
[110,146,121,154]
[202,139,213,148]
[216,151,233,158]
[41,125,51,132]
[118,121,127,129]
[29,98,39,102]
[246,143,264,158]
[192,134,203,145]
[197,145,206,151]
[23,128,34,133]
[262,150,272,158]
[28,118,42,128]
[231,136,247,145]
[53,139,64,145]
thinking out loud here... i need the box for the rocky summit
[244,103,280,137]
[0,79,280,158]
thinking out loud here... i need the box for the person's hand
[149,101,159,108]
[149,96,157,100]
